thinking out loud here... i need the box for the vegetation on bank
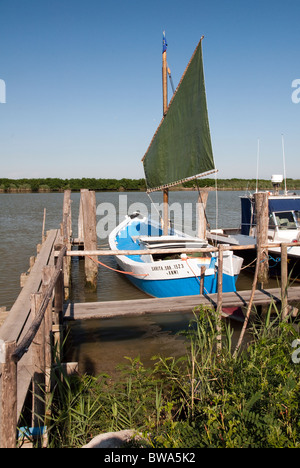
[0,177,147,192]
[182,178,300,191]
[1,177,300,193]
[24,306,300,448]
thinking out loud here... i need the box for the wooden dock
[1,188,300,448]
[64,287,300,321]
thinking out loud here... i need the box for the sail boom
[146,169,218,193]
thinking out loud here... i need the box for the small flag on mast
[162,31,168,53]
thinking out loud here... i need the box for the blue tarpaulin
[268,198,300,213]
[241,196,300,235]
[241,197,253,235]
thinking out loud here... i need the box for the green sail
[143,39,216,192]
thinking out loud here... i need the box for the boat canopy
[240,195,300,235]
[268,197,300,213]
[142,38,217,192]
[241,197,253,235]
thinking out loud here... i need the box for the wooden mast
[162,34,168,115]
[162,31,169,235]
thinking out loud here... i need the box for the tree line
[0,178,147,192]
[1,177,300,192]
[182,178,300,191]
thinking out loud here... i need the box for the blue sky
[0,0,299,180]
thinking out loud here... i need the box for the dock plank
[63,286,300,321]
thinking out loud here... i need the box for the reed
[23,304,300,448]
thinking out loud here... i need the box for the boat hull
[109,215,243,298]
[116,265,240,298]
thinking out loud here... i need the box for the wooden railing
[66,239,300,323]
[0,189,72,449]
[0,246,66,448]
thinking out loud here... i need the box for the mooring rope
[241,254,281,271]
[182,255,209,295]
[88,255,149,277]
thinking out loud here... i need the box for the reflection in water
[65,313,192,377]
[64,312,245,377]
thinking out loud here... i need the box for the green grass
[22,305,300,448]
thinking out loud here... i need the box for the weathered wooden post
[216,244,224,351]
[54,244,65,326]
[78,192,84,243]
[31,293,45,429]
[163,189,169,236]
[53,246,67,364]
[200,265,206,295]
[80,189,98,288]
[254,192,269,288]
[62,190,72,243]
[197,190,209,240]
[0,340,17,448]
[42,265,56,394]
[281,243,289,319]
[62,190,72,298]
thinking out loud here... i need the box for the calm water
[0,190,249,375]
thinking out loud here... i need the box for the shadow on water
[64,310,194,377]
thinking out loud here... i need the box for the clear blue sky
[0,0,299,180]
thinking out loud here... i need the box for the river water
[0,190,256,375]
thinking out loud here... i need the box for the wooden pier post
[281,243,289,319]
[200,265,206,295]
[62,190,72,244]
[197,190,208,240]
[163,189,169,236]
[216,245,224,351]
[80,189,98,288]
[42,265,56,395]
[254,192,269,287]
[62,190,72,299]
[31,293,45,430]
[0,340,17,448]
[54,246,64,326]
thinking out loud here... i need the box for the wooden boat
[109,212,243,298]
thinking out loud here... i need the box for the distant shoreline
[1,177,300,193]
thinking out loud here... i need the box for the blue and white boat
[109,36,243,298]
[109,213,243,298]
